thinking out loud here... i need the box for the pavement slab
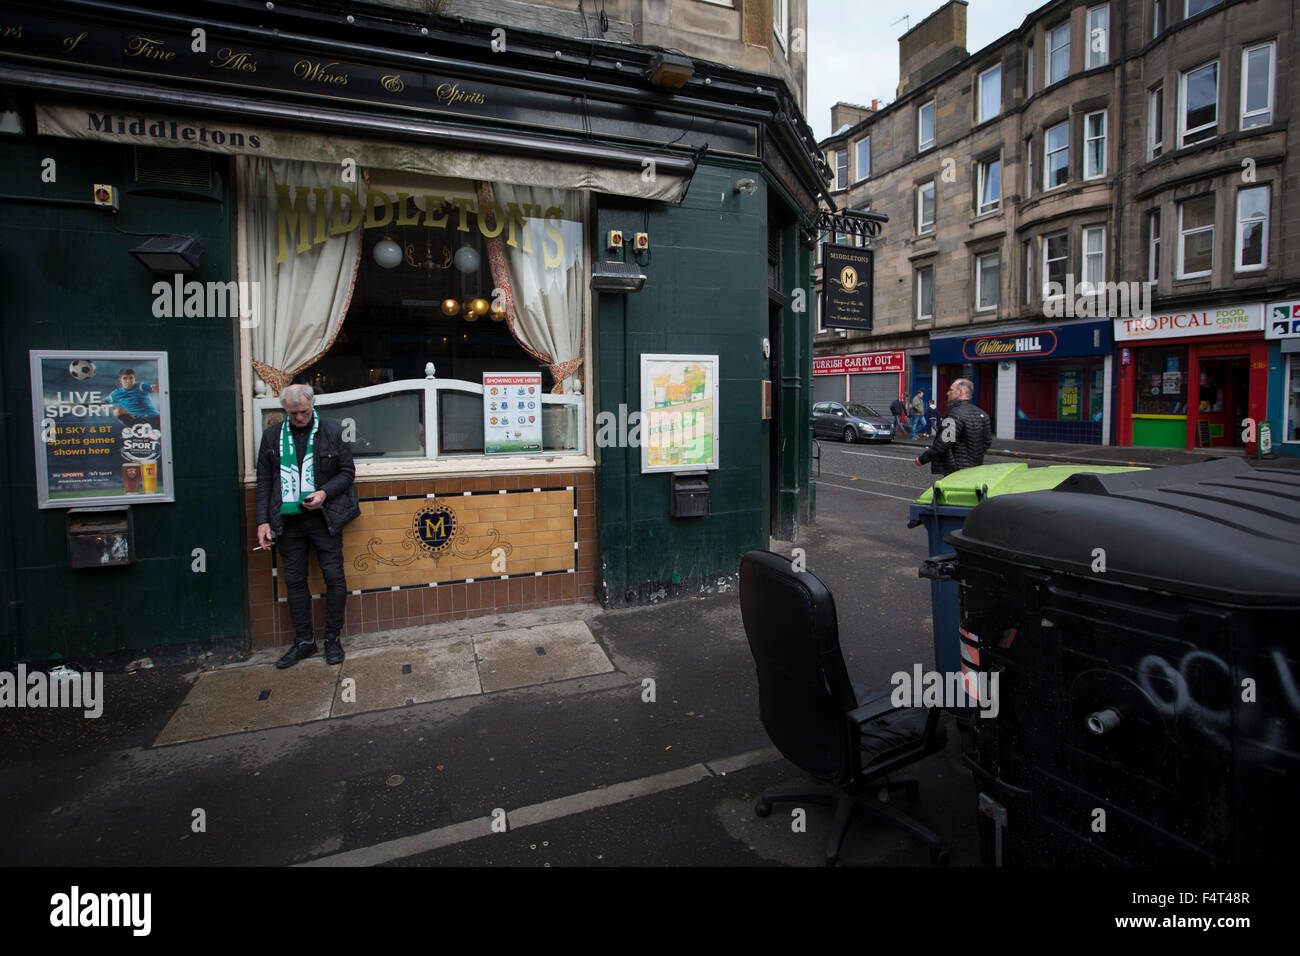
[153,657,340,745]
[331,638,481,717]
[473,620,614,692]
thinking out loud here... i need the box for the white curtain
[239,157,363,394]
[478,183,584,394]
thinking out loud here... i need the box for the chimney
[897,0,968,98]
[829,101,877,134]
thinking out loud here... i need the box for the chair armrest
[846,693,901,728]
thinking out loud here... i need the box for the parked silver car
[812,402,896,443]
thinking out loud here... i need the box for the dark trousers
[277,511,347,643]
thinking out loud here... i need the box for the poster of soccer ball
[29,350,175,508]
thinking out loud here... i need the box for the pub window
[239,160,586,462]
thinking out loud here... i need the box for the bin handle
[919,552,958,581]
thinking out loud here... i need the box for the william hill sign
[962,331,1058,360]
[821,244,873,332]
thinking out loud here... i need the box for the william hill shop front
[1114,304,1268,452]
[0,2,825,660]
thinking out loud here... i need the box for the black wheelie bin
[944,457,1300,865]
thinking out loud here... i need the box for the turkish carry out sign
[813,350,904,375]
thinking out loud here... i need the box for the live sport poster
[483,372,543,454]
[30,351,175,508]
[640,354,719,474]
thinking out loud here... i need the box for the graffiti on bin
[1136,648,1299,753]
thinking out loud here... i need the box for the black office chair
[739,550,950,866]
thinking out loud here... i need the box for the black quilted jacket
[256,416,361,537]
[918,399,992,475]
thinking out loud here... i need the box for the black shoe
[324,638,345,666]
[276,641,317,669]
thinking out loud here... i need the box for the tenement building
[815,0,1299,457]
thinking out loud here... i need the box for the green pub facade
[0,0,829,663]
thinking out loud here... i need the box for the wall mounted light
[645,52,694,89]
[734,178,758,195]
[591,260,646,293]
[129,235,204,274]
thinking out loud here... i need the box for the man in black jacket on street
[256,383,361,668]
[915,378,992,477]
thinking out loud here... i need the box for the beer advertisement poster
[29,350,174,508]
[482,372,543,455]
[821,243,874,332]
[639,354,719,475]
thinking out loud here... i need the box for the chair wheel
[754,800,771,818]
[905,781,921,801]
[931,846,950,866]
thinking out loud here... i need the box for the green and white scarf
[279,412,319,516]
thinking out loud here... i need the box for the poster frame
[29,349,175,509]
[639,353,720,475]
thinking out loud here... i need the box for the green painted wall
[594,158,812,602]
[0,139,245,663]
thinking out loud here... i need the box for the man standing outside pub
[914,379,992,477]
[256,384,360,668]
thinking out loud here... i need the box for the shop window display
[239,160,586,461]
[1132,346,1188,415]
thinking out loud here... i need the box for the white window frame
[975,251,1000,311]
[1026,46,1034,97]
[816,292,825,333]
[1147,85,1164,159]
[855,136,871,182]
[773,0,788,51]
[978,157,1001,214]
[917,180,935,234]
[1148,210,1161,282]
[1152,1,1163,38]
[1026,136,1034,198]
[834,150,847,190]
[1084,110,1107,179]
[918,100,936,152]
[1177,195,1215,279]
[1179,60,1219,148]
[916,266,934,320]
[978,64,1002,124]
[1087,5,1109,69]
[1024,238,1034,304]
[1047,21,1070,86]
[1240,41,1276,130]
[1045,120,1069,191]
[1081,226,1106,293]
[1235,186,1269,273]
[1043,231,1068,299]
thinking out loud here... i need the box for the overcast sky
[807,0,1045,141]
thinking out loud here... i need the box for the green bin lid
[915,462,1148,507]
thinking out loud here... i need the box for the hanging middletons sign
[29,350,174,508]
[821,243,874,332]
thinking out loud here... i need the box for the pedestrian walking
[926,398,938,436]
[914,379,992,477]
[909,391,926,439]
[889,393,906,433]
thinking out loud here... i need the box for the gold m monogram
[839,266,858,292]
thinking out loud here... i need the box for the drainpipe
[1112,17,1127,450]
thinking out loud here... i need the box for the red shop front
[1115,305,1268,452]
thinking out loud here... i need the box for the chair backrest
[739,550,859,782]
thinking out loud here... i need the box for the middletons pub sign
[821,244,873,332]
